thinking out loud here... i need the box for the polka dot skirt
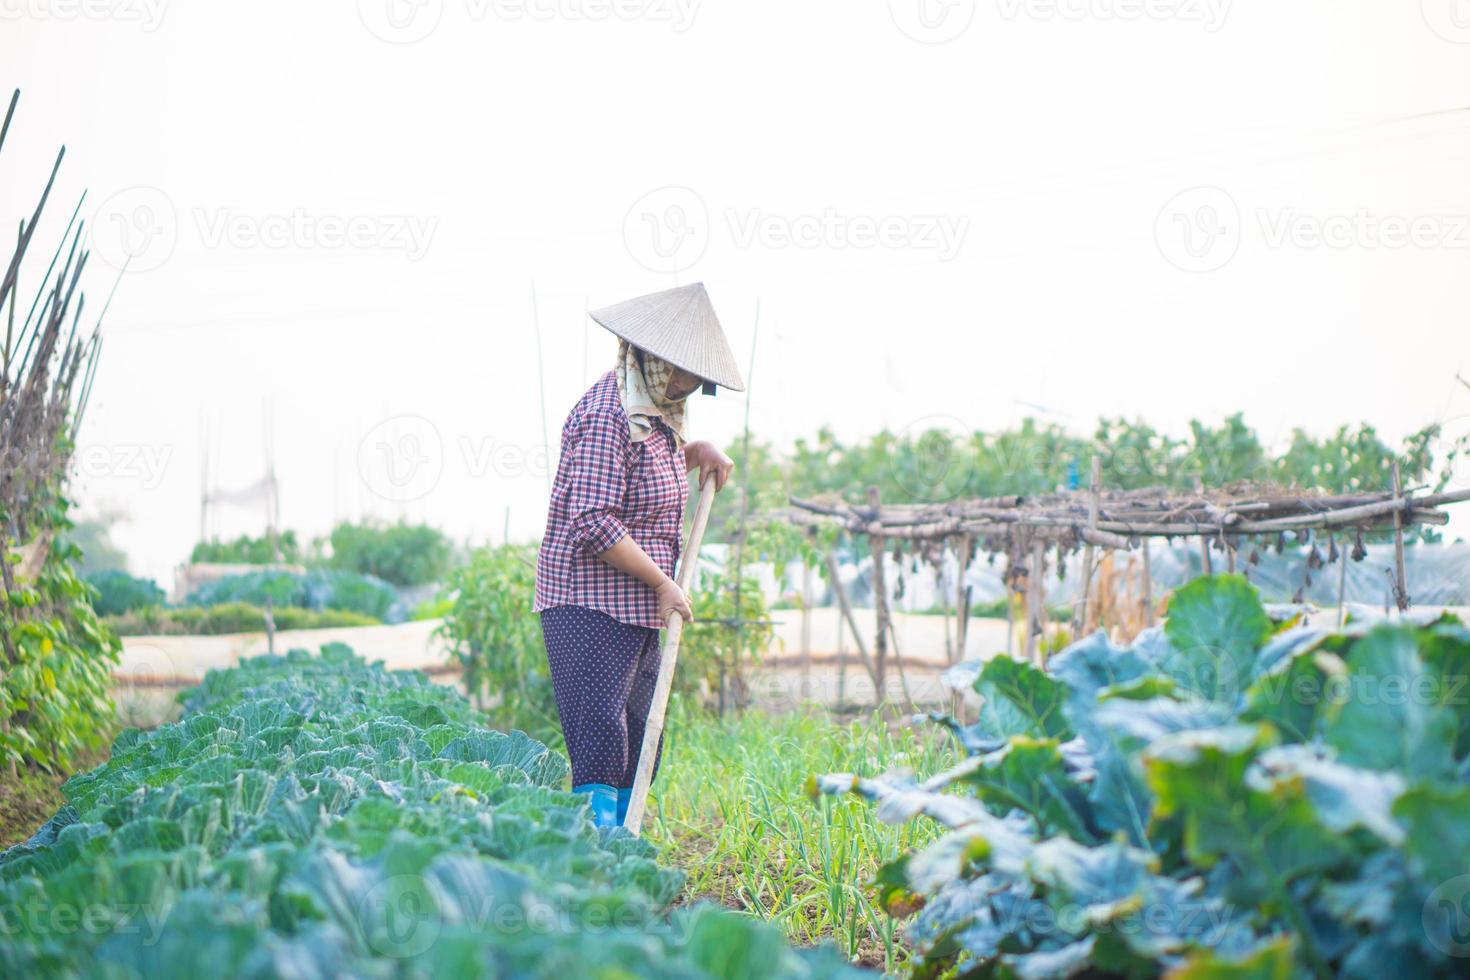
[540,604,665,788]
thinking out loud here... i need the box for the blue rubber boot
[573,783,619,828]
[616,787,632,825]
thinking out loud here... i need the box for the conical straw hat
[589,283,745,392]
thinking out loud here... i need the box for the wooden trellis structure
[786,464,1470,682]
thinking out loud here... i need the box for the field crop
[817,575,1470,977]
[0,645,862,978]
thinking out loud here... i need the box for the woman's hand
[655,577,693,624]
[683,440,734,491]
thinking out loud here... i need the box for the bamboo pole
[1391,460,1409,612]
[867,487,890,705]
[1141,538,1154,627]
[954,534,972,663]
[941,581,952,664]
[835,586,847,709]
[800,561,812,702]
[724,304,759,715]
[886,617,918,713]
[1005,578,1015,657]
[1336,535,1349,628]
[1026,538,1044,665]
[824,549,881,689]
[1074,456,1101,635]
[789,486,1470,537]
[624,477,719,836]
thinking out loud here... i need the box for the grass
[0,746,111,850]
[643,707,959,973]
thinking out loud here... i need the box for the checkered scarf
[615,340,687,448]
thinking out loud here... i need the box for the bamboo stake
[800,561,812,702]
[725,304,759,715]
[1391,460,1409,612]
[954,534,972,663]
[787,489,1470,539]
[835,585,847,709]
[1335,535,1349,628]
[941,579,952,664]
[624,477,718,836]
[825,549,880,689]
[1026,538,1044,665]
[1074,456,1101,635]
[867,486,890,705]
[886,617,918,714]
[1141,538,1154,627]
[1005,578,1015,657]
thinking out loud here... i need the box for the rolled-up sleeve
[565,409,630,555]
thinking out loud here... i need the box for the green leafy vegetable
[815,575,1470,978]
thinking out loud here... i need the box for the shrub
[104,603,377,636]
[680,570,774,710]
[817,574,1470,977]
[433,544,553,740]
[186,569,399,621]
[83,569,165,616]
[0,534,121,773]
[190,530,301,564]
[324,519,453,587]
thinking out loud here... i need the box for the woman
[534,283,744,828]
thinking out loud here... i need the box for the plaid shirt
[534,371,688,629]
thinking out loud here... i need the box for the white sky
[4,0,1470,586]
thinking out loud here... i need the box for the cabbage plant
[0,644,861,978]
[815,575,1470,978]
